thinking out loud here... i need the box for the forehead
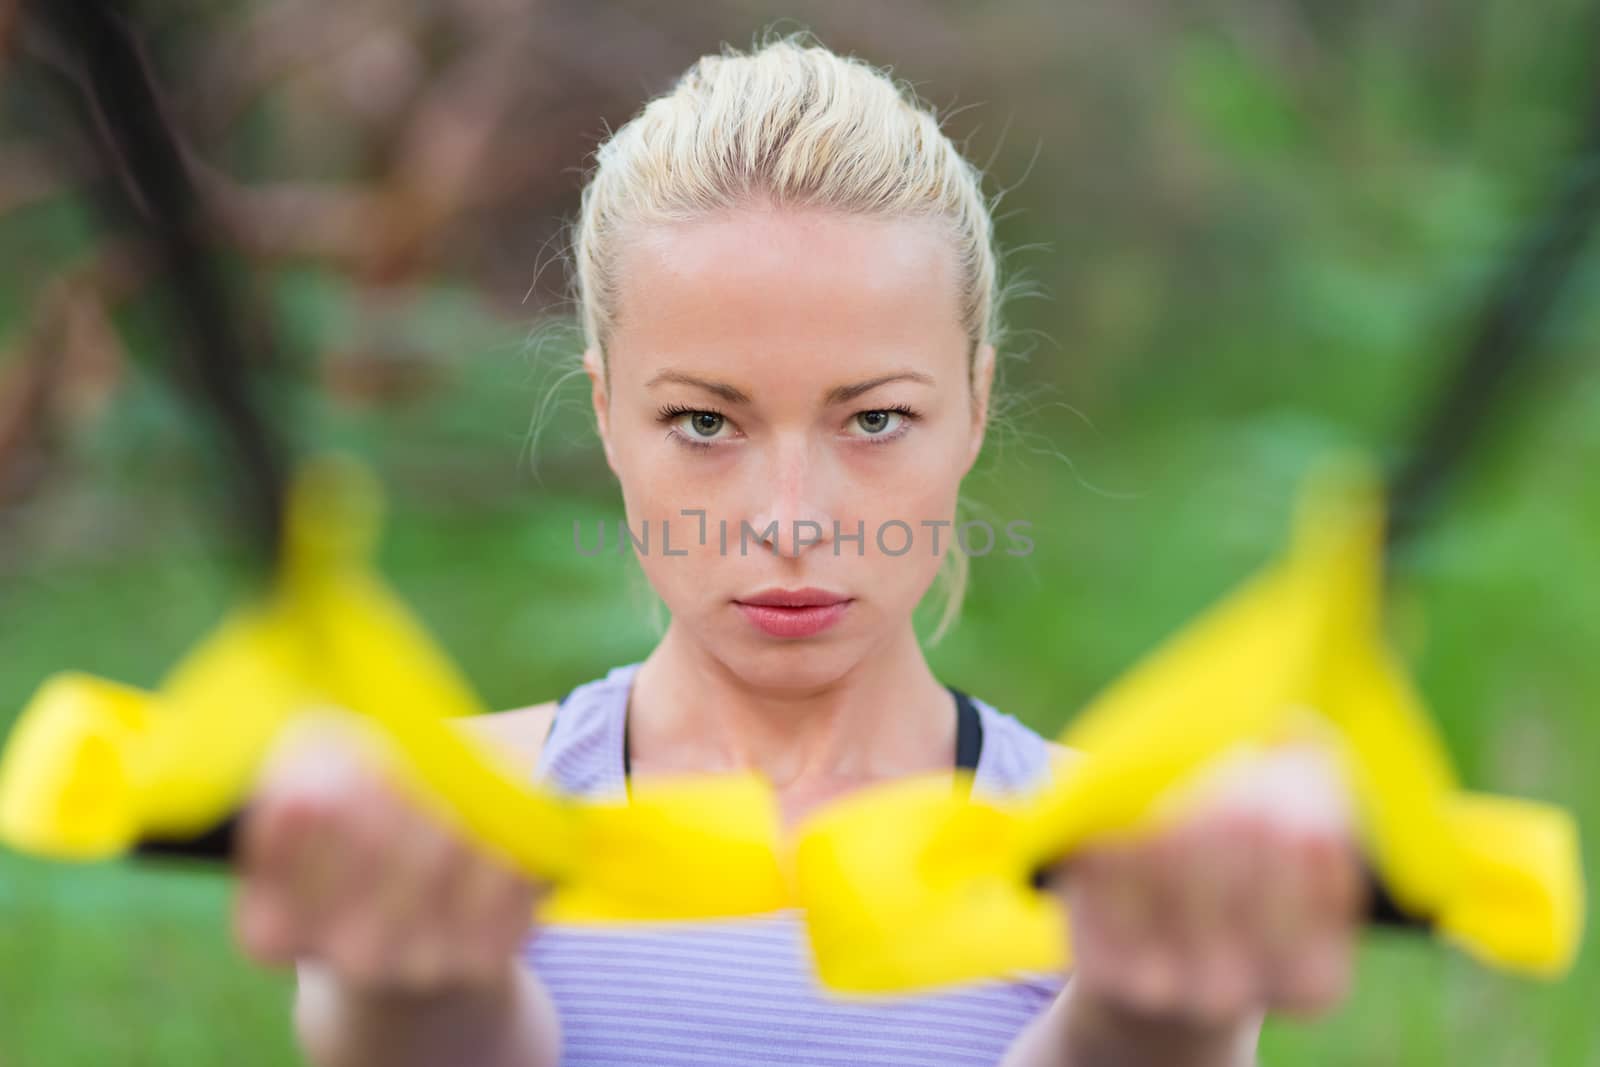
[606,206,968,386]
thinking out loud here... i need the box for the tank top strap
[532,661,635,801]
[963,693,1059,800]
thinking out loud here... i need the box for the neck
[626,623,957,796]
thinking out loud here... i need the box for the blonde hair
[572,32,1011,645]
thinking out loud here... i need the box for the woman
[234,36,1364,1066]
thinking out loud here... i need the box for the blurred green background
[2,1,1597,1063]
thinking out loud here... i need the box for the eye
[854,410,898,435]
[847,405,918,442]
[657,404,733,448]
[684,411,726,438]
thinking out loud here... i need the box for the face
[585,205,994,686]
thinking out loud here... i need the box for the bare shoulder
[454,699,559,777]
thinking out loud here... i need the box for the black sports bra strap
[948,686,984,773]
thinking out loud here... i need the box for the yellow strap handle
[0,453,790,923]
[794,459,1584,992]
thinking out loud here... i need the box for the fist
[1051,745,1365,1027]
[232,715,543,995]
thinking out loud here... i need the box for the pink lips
[734,587,853,638]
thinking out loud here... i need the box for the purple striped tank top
[520,660,1067,1066]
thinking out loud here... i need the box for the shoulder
[455,699,559,777]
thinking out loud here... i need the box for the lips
[734,588,853,638]
[737,587,850,608]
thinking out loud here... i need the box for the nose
[746,439,835,558]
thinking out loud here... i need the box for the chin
[713,627,867,692]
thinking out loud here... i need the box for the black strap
[133,812,240,863]
[950,686,983,772]
[615,684,983,780]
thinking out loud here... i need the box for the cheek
[839,447,965,533]
[831,472,961,597]
[617,465,738,557]
[619,480,739,606]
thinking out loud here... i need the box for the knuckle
[496,887,539,943]
[339,946,390,989]
[394,944,445,992]
[266,782,342,842]
[324,919,378,975]
[429,830,470,871]
[233,889,293,964]
[1124,949,1179,1014]
[1274,945,1351,1017]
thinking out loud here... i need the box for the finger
[234,868,300,965]
[318,774,410,985]
[1271,835,1359,1016]
[1059,846,1141,1002]
[260,729,378,942]
[1113,835,1184,1016]
[369,804,463,992]
[1275,927,1354,1018]
[486,880,542,979]
[1258,830,1320,1012]
[1251,820,1304,981]
[476,856,542,965]
[429,843,527,984]
[1182,815,1260,1024]
[234,788,321,964]
[1324,835,1366,927]
[296,815,360,943]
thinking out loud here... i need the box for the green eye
[688,412,724,437]
[854,410,903,436]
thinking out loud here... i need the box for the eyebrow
[645,369,936,405]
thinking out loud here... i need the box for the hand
[232,714,544,996]
[1048,745,1366,1031]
